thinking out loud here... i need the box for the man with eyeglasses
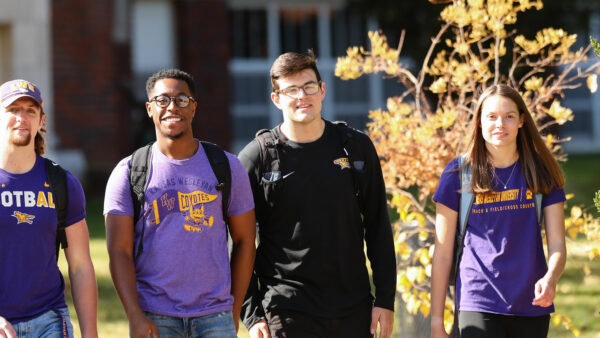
[104,68,256,337]
[238,52,396,338]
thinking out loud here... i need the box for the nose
[296,88,308,99]
[495,117,505,127]
[166,98,178,109]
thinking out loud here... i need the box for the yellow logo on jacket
[178,190,218,232]
[12,211,35,224]
[333,157,351,169]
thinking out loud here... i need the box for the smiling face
[271,68,325,127]
[480,94,524,151]
[1,97,44,149]
[146,78,197,141]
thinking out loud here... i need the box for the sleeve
[65,171,86,227]
[542,186,566,208]
[432,158,461,212]
[237,140,267,328]
[359,133,397,311]
[226,152,255,216]
[103,157,134,216]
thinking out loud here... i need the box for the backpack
[128,141,231,260]
[449,156,543,286]
[254,121,367,209]
[44,158,69,262]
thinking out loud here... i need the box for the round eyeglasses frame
[150,95,196,108]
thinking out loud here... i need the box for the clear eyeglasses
[277,81,321,98]
[150,95,195,108]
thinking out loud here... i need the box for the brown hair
[270,50,322,92]
[35,110,46,155]
[465,84,564,194]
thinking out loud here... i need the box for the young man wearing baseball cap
[0,79,98,338]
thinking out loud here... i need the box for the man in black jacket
[238,52,396,338]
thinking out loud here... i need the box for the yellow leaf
[552,314,562,326]
[587,247,600,260]
[565,193,574,200]
[420,301,431,317]
[419,231,429,242]
[587,74,598,93]
[583,263,591,276]
[571,206,582,219]
[567,226,579,240]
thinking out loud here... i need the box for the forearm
[430,249,452,330]
[230,240,256,326]
[545,243,566,283]
[109,250,145,321]
[69,263,98,338]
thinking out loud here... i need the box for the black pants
[265,301,373,338]
[459,311,550,338]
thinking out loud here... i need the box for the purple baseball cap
[0,79,44,109]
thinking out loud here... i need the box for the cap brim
[1,94,42,108]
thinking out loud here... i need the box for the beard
[9,131,32,147]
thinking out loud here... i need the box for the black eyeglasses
[150,95,195,108]
[277,81,321,98]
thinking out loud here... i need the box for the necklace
[494,161,517,189]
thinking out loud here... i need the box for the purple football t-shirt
[0,155,86,323]
[104,140,254,317]
[433,157,565,316]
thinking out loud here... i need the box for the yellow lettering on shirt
[37,191,48,207]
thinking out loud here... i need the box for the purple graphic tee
[0,155,86,323]
[433,158,565,316]
[104,141,254,317]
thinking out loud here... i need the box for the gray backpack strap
[535,193,543,226]
[459,156,474,237]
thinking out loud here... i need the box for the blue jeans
[144,311,237,338]
[12,307,74,338]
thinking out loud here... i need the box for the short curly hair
[145,68,196,98]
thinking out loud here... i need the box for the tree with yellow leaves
[336,0,600,336]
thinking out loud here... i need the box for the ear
[39,113,46,132]
[518,114,524,128]
[319,81,326,100]
[146,101,153,118]
[271,92,282,110]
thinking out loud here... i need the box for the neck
[155,134,199,160]
[486,144,519,168]
[280,118,325,143]
[0,144,37,174]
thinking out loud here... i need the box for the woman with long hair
[430,84,567,338]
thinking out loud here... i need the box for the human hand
[0,316,16,338]
[370,307,394,338]
[129,312,159,338]
[532,275,557,307]
[430,325,450,338]
[249,319,271,338]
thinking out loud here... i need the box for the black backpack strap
[332,121,364,199]
[129,142,154,260]
[45,158,68,261]
[255,128,282,179]
[201,141,231,225]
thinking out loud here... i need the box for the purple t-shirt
[433,157,565,316]
[104,140,254,317]
[0,155,86,323]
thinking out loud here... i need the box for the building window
[279,9,319,55]
[229,4,383,153]
[231,9,268,58]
